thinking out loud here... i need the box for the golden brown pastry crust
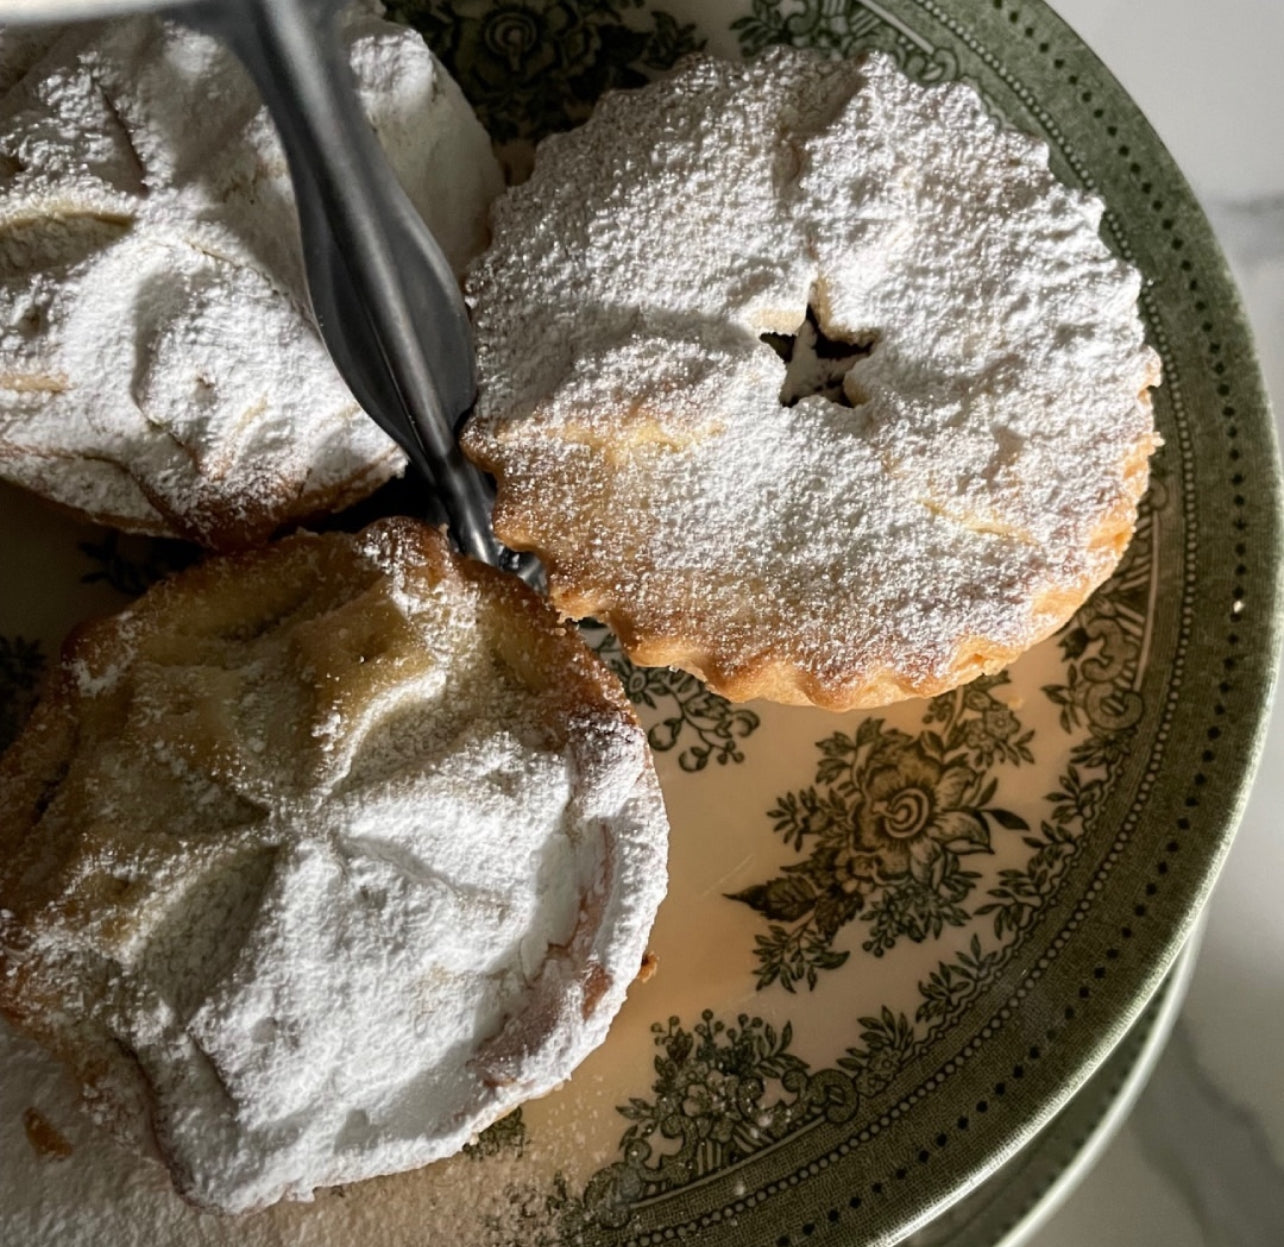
[463,52,1163,711]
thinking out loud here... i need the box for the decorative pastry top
[0,519,668,1213]
[464,50,1161,709]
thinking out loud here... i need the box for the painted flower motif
[682,1071,740,1142]
[622,667,653,703]
[590,626,761,770]
[852,1044,903,1096]
[405,0,701,144]
[960,703,1018,750]
[854,741,984,880]
[469,0,599,89]
[743,710,1030,983]
[830,845,885,895]
[417,0,603,140]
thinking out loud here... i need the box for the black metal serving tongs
[176,0,541,583]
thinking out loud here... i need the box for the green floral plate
[902,922,1201,1247]
[1,1,1280,1244]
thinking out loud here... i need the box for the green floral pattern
[732,677,1032,988]
[570,513,1152,1229]
[733,0,959,82]
[577,1011,858,1229]
[387,0,702,144]
[583,623,761,771]
[917,526,1154,1027]
[566,1004,922,1230]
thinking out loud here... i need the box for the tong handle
[181,0,512,571]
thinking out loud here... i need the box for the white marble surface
[1028,2,1284,1244]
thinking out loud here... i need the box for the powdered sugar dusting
[0,5,503,547]
[464,50,1160,704]
[0,524,667,1214]
[1,1017,574,1246]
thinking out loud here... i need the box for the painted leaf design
[813,890,862,938]
[727,876,817,922]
